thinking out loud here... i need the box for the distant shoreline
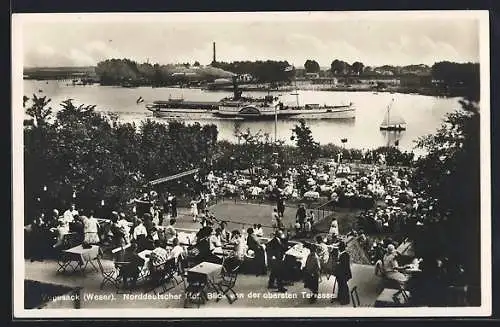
[24,78,470,98]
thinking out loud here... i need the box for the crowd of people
[25,150,469,307]
[27,182,360,305]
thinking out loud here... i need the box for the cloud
[24,40,124,67]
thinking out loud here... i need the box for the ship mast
[386,98,394,148]
[274,104,278,143]
[294,75,299,107]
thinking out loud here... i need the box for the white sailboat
[380,98,406,131]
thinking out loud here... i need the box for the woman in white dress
[82,215,100,245]
[190,198,199,222]
[329,218,339,238]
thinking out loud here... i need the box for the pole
[274,104,278,143]
[295,77,299,107]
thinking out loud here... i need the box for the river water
[23,80,463,154]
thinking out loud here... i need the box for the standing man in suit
[247,228,266,275]
[295,203,307,232]
[277,196,285,218]
[170,194,177,218]
[266,230,288,292]
[334,241,352,305]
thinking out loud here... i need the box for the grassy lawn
[167,201,373,265]
[207,201,298,237]
[194,201,364,238]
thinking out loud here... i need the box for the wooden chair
[94,245,130,293]
[182,272,208,308]
[56,251,79,274]
[147,257,181,295]
[350,286,360,307]
[374,287,410,307]
[392,284,410,305]
[214,256,241,304]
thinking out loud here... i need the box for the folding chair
[351,286,360,307]
[214,257,241,304]
[147,258,181,295]
[182,272,208,308]
[165,257,182,286]
[392,284,410,305]
[95,245,130,293]
[56,252,79,274]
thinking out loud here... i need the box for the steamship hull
[214,104,356,120]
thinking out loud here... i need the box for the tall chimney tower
[212,42,216,64]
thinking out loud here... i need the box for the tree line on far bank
[93,57,479,94]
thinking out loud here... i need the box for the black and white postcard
[12,11,491,318]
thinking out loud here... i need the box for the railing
[208,193,335,233]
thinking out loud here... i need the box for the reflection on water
[22,80,463,153]
[381,130,406,148]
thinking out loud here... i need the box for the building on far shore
[305,72,320,79]
[237,73,254,82]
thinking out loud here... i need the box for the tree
[290,119,320,164]
[193,61,201,67]
[331,59,349,75]
[23,95,220,223]
[411,98,480,295]
[304,60,320,73]
[351,61,365,75]
[25,95,53,127]
[431,61,479,97]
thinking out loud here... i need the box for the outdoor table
[285,243,310,269]
[187,261,223,294]
[283,243,310,281]
[96,218,133,226]
[212,247,232,259]
[168,232,196,246]
[57,244,100,275]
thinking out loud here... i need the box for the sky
[18,12,481,68]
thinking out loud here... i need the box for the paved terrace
[23,202,382,309]
[25,259,382,309]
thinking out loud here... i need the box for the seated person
[120,243,146,289]
[381,244,410,285]
[315,235,330,271]
[69,215,84,243]
[164,218,177,243]
[230,230,248,262]
[195,226,221,264]
[168,238,185,273]
[219,221,230,243]
[116,213,131,245]
[133,219,147,241]
[81,215,100,245]
[62,204,78,225]
[150,239,169,266]
[254,224,264,237]
[52,219,70,249]
[209,228,223,251]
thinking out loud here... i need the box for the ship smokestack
[232,75,241,100]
